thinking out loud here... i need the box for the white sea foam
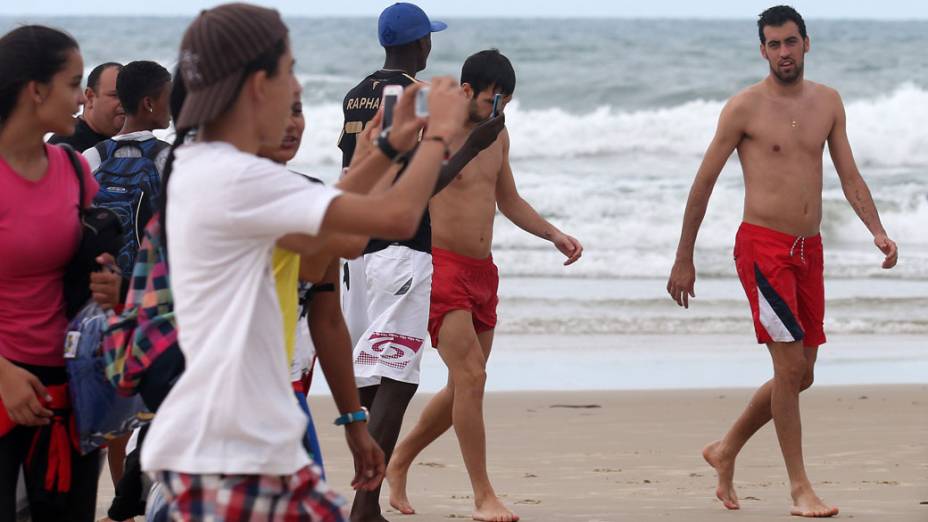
[292,84,927,281]
[296,83,928,171]
[503,83,928,169]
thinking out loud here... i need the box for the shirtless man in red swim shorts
[667,6,898,519]
[385,50,582,522]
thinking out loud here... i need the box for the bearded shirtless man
[385,50,583,522]
[667,5,898,519]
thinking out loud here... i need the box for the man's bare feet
[791,486,839,518]
[702,440,740,510]
[472,497,519,522]
[386,461,415,515]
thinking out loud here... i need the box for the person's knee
[773,358,807,390]
[450,362,487,392]
[800,367,814,391]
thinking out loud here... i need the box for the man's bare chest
[452,148,502,190]
[744,103,832,156]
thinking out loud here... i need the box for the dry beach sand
[96,384,927,521]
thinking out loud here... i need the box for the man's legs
[351,378,418,522]
[704,345,817,509]
[106,426,150,521]
[386,376,454,515]
[705,342,836,517]
[767,342,837,517]
[387,316,515,520]
[430,312,513,520]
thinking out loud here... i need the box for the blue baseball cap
[378,3,447,47]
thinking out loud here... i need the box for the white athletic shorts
[341,245,432,387]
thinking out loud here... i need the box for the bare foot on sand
[473,497,519,521]
[703,440,740,510]
[386,461,415,515]
[791,487,839,518]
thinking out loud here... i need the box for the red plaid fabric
[155,464,346,521]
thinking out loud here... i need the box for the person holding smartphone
[338,4,509,521]
[386,49,583,522]
[138,3,470,519]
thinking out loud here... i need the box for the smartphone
[491,93,503,118]
[381,84,404,129]
[415,86,430,118]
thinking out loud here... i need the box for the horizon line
[2,13,928,21]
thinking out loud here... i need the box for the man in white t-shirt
[141,6,470,520]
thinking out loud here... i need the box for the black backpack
[59,144,124,318]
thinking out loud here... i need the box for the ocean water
[4,17,925,375]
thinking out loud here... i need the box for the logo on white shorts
[359,332,423,370]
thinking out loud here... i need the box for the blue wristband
[334,407,369,426]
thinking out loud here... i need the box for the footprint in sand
[516,499,541,505]
[418,461,446,468]
[524,473,538,478]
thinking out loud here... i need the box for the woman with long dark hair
[0,25,120,521]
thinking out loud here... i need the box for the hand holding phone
[385,83,429,154]
[490,93,503,118]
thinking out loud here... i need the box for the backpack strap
[59,143,85,212]
[94,140,118,165]
[136,138,170,161]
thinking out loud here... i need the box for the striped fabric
[754,263,805,343]
[155,464,347,521]
[103,214,178,395]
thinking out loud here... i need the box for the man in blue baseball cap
[337,3,445,522]
[338,3,446,169]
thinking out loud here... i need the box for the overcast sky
[2,0,927,19]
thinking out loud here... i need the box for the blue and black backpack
[92,138,169,276]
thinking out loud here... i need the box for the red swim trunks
[734,222,826,348]
[428,247,499,347]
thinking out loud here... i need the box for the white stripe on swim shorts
[757,285,798,343]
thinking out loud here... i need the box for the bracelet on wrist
[334,406,369,426]
[422,135,451,163]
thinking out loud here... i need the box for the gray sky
[3,0,927,19]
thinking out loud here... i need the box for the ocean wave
[504,83,928,168]
[295,83,928,174]
[291,84,927,281]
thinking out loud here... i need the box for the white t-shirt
[82,130,170,175]
[140,141,341,475]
